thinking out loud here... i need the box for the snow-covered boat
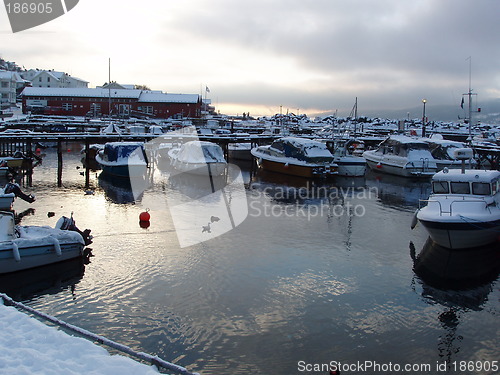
[414,149,500,249]
[317,138,366,177]
[363,135,437,178]
[251,137,338,178]
[424,138,476,170]
[228,142,253,161]
[0,212,92,274]
[96,142,148,178]
[168,141,227,176]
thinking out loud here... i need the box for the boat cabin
[269,137,334,163]
[431,170,500,197]
[375,136,432,157]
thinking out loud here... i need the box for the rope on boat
[0,293,199,375]
[458,215,500,233]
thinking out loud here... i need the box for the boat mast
[463,56,476,143]
[349,97,358,137]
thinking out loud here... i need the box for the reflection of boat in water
[411,238,500,291]
[410,238,499,366]
[0,256,87,301]
[0,212,91,274]
[415,162,500,249]
[168,141,227,176]
[98,173,143,204]
[363,135,437,178]
[96,142,148,178]
[251,137,338,178]
[365,170,431,209]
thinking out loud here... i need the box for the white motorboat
[424,138,477,170]
[414,149,500,249]
[96,142,148,178]
[317,138,366,177]
[168,141,227,176]
[251,137,338,178]
[363,135,437,178]
[0,212,92,274]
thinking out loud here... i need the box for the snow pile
[0,302,161,375]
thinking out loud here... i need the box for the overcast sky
[1,0,499,117]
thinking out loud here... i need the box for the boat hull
[336,157,366,177]
[258,158,337,178]
[418,219,500,249]
[0,242,84,274]
[170,160,227,176]
[364,157,435,178]
[96,156,147,178]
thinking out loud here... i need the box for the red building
[21,87,202,118]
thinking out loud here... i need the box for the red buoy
[139,210,150,222]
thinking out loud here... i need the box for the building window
[144,106,153,115]
[39,77,42,82]
[62,103,73,111]
[47,77,50,82]
[1,82,8,88]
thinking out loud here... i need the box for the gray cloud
[167,0,500,116]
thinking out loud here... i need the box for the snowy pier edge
[0,293,200,375]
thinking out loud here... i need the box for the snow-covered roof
[0,70,24,82]
[138,92,199,103]
[388,135,428,144]
[21,87,142,99]
[432,169,500,183]
[21,87,199,103]
[30,70,89,84]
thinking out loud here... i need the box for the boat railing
[419,197,489,216]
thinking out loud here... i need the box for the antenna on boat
[463,56,477,144]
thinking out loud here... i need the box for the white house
[22,69,88,89]
[0,70,25,107]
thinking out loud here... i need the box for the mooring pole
[57,139,63,187]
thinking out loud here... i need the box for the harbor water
[1,142,499,375]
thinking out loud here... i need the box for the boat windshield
[432,181,449,194]
[472,182,491,196]
[450,182,470,194]
[202,145,225,162]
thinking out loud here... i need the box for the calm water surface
[1,142,499,375]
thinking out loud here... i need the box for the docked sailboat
[363,135,437,178]
[251,137,338,178]
[414,149,500,249]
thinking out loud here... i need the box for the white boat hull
[170,160,227,176]
[0,242,84,274]
[418,218,500,249]
[364,153,436,178]
[335,156,366,177]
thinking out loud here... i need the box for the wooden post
[57,139,63,187]
[85,138,90,189]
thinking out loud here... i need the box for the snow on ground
[0,302,161,375]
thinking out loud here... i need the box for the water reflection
[410,239,500,368]
[366,170,431,209]
[98,173,141,204]
[0,257,88,302]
